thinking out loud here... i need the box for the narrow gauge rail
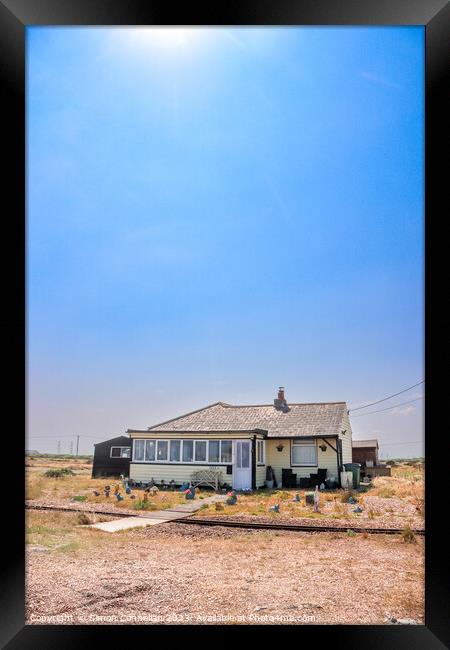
[26,504,424,536]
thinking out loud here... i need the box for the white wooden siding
[256,462,266,488]
[340,410,353,464]
[130,462,232,486]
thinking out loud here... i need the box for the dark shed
[92,436,132,478]
[352,439,379,467]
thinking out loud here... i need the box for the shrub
[378,487,394,498]
[346,529,357,537]
[340,488,356,503]
[401,524,417,544]
[72,495,87,502]
[133,499,157,511]
[44,468,75,478]
[76,512,91,525]
[26,478,44,500]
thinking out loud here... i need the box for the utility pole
[57,440,61,454]
[70,441,73,455]
[76,434,80,457]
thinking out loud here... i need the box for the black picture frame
[1,0,448,646]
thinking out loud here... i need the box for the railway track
[26,503,424,536]
[178,517,425,535]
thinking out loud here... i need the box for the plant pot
[265,480,274,489]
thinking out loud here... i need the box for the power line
[381,440,423,446]
[348,380,424,412]
[27,434,103,440]
[350,396,424,417]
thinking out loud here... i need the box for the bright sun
[128,27,200,50]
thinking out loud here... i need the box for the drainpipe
[251,435,257,490]
[337,437,343,487]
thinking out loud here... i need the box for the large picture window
[133,438,234,464]
[195,440,207,462]
[291,439,317,466]
[157,440,168,461]
[209,440,220,462]
[170,440,181,462]
[145,440,155,461]
[182,440,194,462]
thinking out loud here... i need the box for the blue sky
[27,27,424,456]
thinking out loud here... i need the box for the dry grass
[26,456,93,472]
[368,464,424,518]
[25,462,424,528]
[26,466,188,512]
[401,524,417,544]
[26,510,116,553]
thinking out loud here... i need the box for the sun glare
[126,27,201,51]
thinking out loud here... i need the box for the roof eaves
[141,428,268,435]
[223,401,347,408]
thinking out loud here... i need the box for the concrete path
[89,493,226,533]
[88,515,183,532]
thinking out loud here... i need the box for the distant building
[92,436,131,478]
[352,439,379,466]
[352,439,391,477]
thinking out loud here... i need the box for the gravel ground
[26,522,424,625]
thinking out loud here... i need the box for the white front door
[233,440,252,490]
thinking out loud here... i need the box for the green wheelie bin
[344,463,361,488]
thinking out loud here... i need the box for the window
[220,440,232,463]
[110,446,131,459]
[195,440,207,462]
[170,440,181,462]
[134,440,145,461]
[257,440,265,464]
[292,440,317,466]
[182,440,194,462]
[145,440,156,462]
[208,440,220,463]
[157,440,168,461]
[132,438,233,464]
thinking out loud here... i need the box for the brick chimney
[274,386,289,411]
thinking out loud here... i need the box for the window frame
[208,439,220,463]
[219,440,232,464]
[145,439,156,462]
[110,446,131,459]
[194,439,207,463]
[156,440,169,462]
[256,439,265,465]
[132,438,234,464]
[291,439,318,467]
[169,439,181,462]
[182,439,194,463]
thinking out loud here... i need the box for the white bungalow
[127,388,353,490]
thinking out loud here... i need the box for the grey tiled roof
[147,401,348,438]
